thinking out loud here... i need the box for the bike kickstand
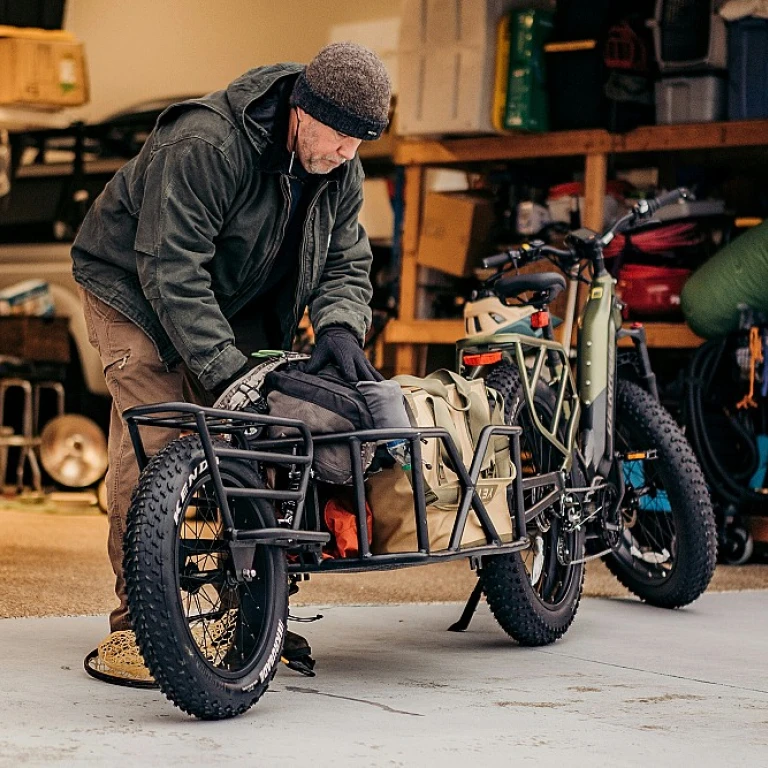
[447,582,483,632]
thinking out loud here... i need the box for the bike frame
[123,401,537,578]
[458,231,657,488]
[123,193,682,576]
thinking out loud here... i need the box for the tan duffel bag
[367,369,516,554]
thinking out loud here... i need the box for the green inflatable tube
[681,220,768,339]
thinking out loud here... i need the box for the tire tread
[124,435,286,719]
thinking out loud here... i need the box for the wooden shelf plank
[386,319,464,345]
[614,119,768,154]
[358,132,397,160]
[618,322,704,349]
[394,129,612,165]
[386,319,704,349]
[393,120,768,166]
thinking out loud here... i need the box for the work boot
[83,630,158,689]
[281,629,316,677]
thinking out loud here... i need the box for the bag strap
[397,372,492,469]
[486,386,511,475]
[395,374,450,400]
[397,371,512,477]
[426,394,464,470]
[394,373,471,413]
[431,372,495,464]
[425,369,475,399]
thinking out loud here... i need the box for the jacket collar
[154,63,346,182]
[153,63,304,154]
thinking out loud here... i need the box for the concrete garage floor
[0,594,767,767]
[2,502,768,618]
[1,502,768,765]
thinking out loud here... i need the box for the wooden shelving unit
[386,119,768,374]
[385,318,704,349]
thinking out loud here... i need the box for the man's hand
[302,326,383,382]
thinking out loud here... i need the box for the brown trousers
[80,288,213,631]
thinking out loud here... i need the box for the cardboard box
[0,27,89,108]
[0,316,70,362]
[417,192,495,277]
[359,178,394,243]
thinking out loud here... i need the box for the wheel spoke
[518,394,576,606]
[621,454,678,577]
[607,378,718,609]
[479,365,585,646]
[174,476,273,674]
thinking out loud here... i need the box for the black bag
[264,365,376,485]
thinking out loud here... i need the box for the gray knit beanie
[290,42,391,140]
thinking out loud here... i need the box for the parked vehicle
[119,190,717,719]
[0,243,108,420]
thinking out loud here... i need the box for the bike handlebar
[481,187,691,271]
[640,187,690,217]
[481,241,572,271]
[482,250,517,269]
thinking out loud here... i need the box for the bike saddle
[496,271,567,307]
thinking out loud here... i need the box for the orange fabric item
[737,326,763,410]
[322,496,373,559]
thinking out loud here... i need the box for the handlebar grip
[482,251,517,269]
[645,187,690,216]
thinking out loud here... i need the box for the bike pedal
[622,449,658,461]
[281,654,316,677]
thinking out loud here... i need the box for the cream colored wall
[64,0,399,122]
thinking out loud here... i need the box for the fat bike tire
[607,379,717,608]
[479,364,585,646]
[124,435,288,719]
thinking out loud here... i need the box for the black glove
[302,326,383,382]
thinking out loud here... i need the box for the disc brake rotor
[530,534,545,583]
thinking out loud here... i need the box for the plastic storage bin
[546,41,654,132]
[553,0,612,41]
[618,264,691,320]
[648,0,727,71]
[398,0,514,136]
[727,17,768,120]
[655,73,726,124]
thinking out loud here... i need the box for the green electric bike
[119,189,716,719]
[455,187,717,640]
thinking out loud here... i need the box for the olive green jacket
[72,63,373,392]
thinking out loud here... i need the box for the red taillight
[531,310,550,329]
[463,351,503,366]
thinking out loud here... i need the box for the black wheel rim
[518,398,579,608]
[615,428,678,584]
[174,469,277,678]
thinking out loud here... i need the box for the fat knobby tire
[124,435,288,719]
[607,379,717,608]
[479,364,585,646]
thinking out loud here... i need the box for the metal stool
[33,380,65,434]
[0,377,42,492]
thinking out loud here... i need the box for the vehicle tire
[607,379,717,608]
[719,523,754,566]
[124,435,288,719]
[478,364,585,646]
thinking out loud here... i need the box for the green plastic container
[503,8,554,132]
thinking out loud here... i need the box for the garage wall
[64,0,399,122]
